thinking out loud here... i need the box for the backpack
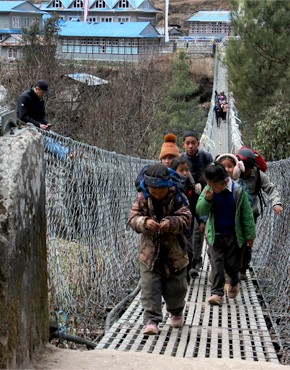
[239,146,268,172]
[237,146,268,217]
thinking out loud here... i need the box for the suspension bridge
[42,45,289,367]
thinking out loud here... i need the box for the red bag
[239,146,268,172]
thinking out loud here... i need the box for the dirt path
[24,344,284,370]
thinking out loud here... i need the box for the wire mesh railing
[44,130,152,336]
[251,158,290,365]
[43,129,290,363]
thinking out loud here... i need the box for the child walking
[170,157,203,279]
[181,130,213,276]
[196,163,256,305]
[128,163,192,334]
[235,147,283,279]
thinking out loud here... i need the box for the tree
[226,0,290,147]
[21,15,60,81]
[157,52,207,140]
[253,97,290,161]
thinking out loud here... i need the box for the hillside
[153,0,230,26]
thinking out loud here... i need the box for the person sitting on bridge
[128,163,191,335]
[196,162,256,305]
[17,80,50,130]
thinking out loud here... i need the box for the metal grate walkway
[96,249,279,363]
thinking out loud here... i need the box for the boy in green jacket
[196,163,256,305]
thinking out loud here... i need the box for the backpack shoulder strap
[254,168,266,216]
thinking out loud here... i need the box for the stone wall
[0,127,48,368]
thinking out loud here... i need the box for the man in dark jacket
[17,80,50,130]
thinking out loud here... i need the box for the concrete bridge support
[0,128,48,368]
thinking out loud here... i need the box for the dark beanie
[145,163,170,179]
[236,148,256,169]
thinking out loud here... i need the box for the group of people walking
[214,91,228,127]
[17,79,283,337]
[128,131,283,335]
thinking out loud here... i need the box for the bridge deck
[97,250,279,363]
[97,54,279,363]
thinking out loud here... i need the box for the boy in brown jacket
[128,163,191,335]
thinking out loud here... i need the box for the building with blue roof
[57,20,162,61]
[39,0,158,25]
[187,11,233,39]
[0,1,46,60]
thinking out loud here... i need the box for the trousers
[140,262,187,325]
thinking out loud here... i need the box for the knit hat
[236,148,256,169]
[159,133,180,160]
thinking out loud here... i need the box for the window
[118,0,129,7]
[53,0,62,7]
[100,46,105,53]
[87,17,96,22]
[12,17,21,28]
[8,48,18,59]
[95,0,106,8]
[23,18,30,27]
[132,39,138,46]
[112,39,118,46]
[100,38,105,45]
[93,38,99,45]
[106,38,112,46]
[119,38,124,46]
[101,17,112,22]
[73,0,83,8]
[118,17,130,22]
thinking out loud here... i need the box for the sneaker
[208,294,223,305]
[227,283,240,299]
[170,313,184,328]
[143,323,159,335]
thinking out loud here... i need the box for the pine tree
[159,52,205,137]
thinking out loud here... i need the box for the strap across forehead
[144,174,173,188]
